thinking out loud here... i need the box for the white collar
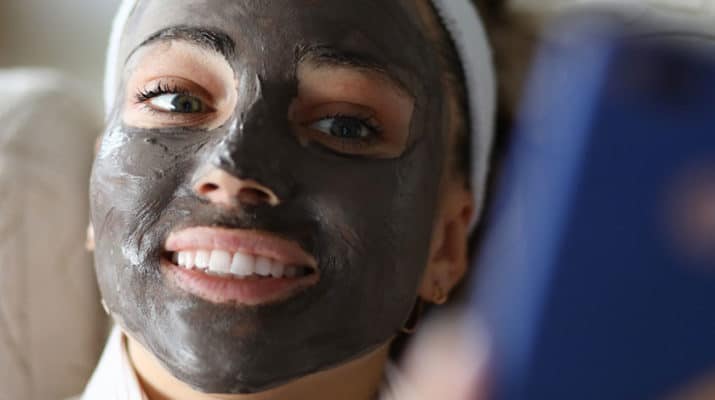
[81,326,147,400]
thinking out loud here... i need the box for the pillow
[0,69,107,400]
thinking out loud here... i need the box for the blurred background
[0,0,119,101]
[0,2,118,399]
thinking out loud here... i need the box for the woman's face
[91,0,450,394]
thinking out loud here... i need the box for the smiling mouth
[167,249,315,279]
[162,227,319,305]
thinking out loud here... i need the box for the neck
[127,335,391,400]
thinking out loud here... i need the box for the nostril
[193,169,280,207]
[197,182,220,196]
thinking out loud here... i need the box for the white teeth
[176,252,196,269]
[184,252,195,269]
[230,252,255,277]
[255,257,273,276]
[195,250,210,269]
[173,250,310,279]
[270,263,285,278]
[208,250,232,274]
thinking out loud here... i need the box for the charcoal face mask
[91,0,449,393]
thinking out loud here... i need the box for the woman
[82,0,496,398]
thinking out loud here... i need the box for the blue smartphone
[472,16,715,400]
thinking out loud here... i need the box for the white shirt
[80,326,407,400]
[80,327,147,400]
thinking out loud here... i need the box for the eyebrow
[129,28,412,97]
[297,45,413,97]
[131,25,236,61]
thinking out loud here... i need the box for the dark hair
[427,0,506,188]
[428,2,473,187]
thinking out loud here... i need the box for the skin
[91,0,473,396]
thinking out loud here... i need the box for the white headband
[104,0,496,228]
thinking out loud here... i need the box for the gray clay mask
[91,0,449,393]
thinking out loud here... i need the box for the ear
[419,180,474,304]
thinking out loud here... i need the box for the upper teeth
[172,250,300,279]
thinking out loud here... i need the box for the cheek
[304,146,442,294]
[294,96,446,305]
[89,126,190,332]
[90,127,196,263]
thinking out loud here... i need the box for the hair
[433,0,540,304]
[424,0,506,189]
[419,0,473,187]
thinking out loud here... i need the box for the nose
[193,168,280,207]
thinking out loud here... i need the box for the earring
[433,285,448,305]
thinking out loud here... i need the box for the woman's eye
[147,93,206,114]
[310,116,377,139]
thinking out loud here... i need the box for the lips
[162,227,319,305]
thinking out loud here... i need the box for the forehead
[120,0,434,77]
[125,0,425,59]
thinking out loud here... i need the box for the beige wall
[0,0,119,102]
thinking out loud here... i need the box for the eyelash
[315,113,384,151]
[322,113,383,135]
[133,84,383,149]
[135,82,190,103]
